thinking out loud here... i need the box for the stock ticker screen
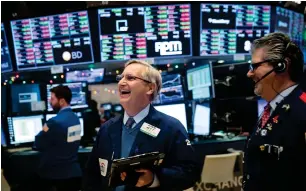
[98,4,192,61]
[200,4,271,56]
[11,11,94,71]
[1,23,13,72]
[275,7,304,47]
[153,74,184,105]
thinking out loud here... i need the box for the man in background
[35,85,82,191]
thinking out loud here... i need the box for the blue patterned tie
[125,117,135,128]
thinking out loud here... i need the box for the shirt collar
[269,84,298,111]
[123,104,150,127]
[59,106,71,112]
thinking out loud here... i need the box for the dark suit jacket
[83,105,201,191]
[243,86,306,191]
[35,107,82,179]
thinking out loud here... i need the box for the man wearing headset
[243,33,306,191]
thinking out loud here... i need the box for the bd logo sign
[155,41,182,56]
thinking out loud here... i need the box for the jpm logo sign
[155,41,183,56]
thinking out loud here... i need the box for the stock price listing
[275,7,304,47]
[200,4,270,55]
[1,23,13,72]
[11,11,94,70]
[98,4,191,61]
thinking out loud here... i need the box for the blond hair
[125,60,162,101]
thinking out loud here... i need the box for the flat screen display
[11,11,94,70]
[66,68,105,83]
[187,64,215,99]
[153,74,184,104]
[1,23,13,72]
[7,115,43,144]
[275,6,304,47]
[154,103,187,131]
[193,102,210,136]
[11,84,43,113]
[200,4,270,55]
[98,4,192,61]
[47,82,88,111]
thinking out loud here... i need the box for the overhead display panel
[200,4,271,56]
[1,23,13,72]
[11,11,94,71]
[98,4,192,61]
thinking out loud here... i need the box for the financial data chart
[98,4,192,61]
[187,64,214,99]
[11,11,94,70]
[66,68,105,83]
[47,82,88,111]
[1,23,13,72]
[200,4,270,55]
[275,7,304,47]
[153,74,184,104]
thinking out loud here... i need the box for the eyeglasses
[249,60,273,71]
[116,74,151,83]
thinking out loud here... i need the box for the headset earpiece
[274,60,286,73]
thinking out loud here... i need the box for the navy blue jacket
[243,86,306,191]
[83,105,201,191]
[35,107,82,179]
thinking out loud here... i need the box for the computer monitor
[97,4,192,61]
[7,115,43,145]
[1,23,13,73]
[11,84,44,114]
[10,11,94,71]
[200,4,271,56]
[154,103,187,131]
[46,113,84,136]
[66,68,105,83]
[101,103,112,111]
[193,102,210,136]
[113,104,123,113]
[274,6,304,47]
[153,74,184,104]
[187,63,215,99]
[47,82,88,111]
[257,98,267,117]
[1,86,7,114]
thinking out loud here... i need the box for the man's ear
[146,83,156,96]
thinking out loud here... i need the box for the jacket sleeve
[34,120,57,151]
[156,121,201,190]
[82,126,104,191]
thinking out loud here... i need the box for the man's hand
[120,169,154,187]
[135,169,154,187]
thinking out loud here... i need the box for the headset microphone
[254,68,276,85]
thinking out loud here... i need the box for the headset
[255,41,290,85]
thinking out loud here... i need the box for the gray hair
[251,32,291,61]
[124,59,162,101]
[251,32,304,82]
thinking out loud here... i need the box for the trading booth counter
[4,137,247,191]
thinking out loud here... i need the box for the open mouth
[120,90,131,98]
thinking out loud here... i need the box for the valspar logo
[155,41,182,56]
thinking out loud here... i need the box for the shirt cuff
[149,174,160,188]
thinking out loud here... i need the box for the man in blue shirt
[83,60,201,191]
[35,85,82,191]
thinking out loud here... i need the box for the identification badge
[67,124,81,143]
[99,158,108,176]
[140,122,160,137]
